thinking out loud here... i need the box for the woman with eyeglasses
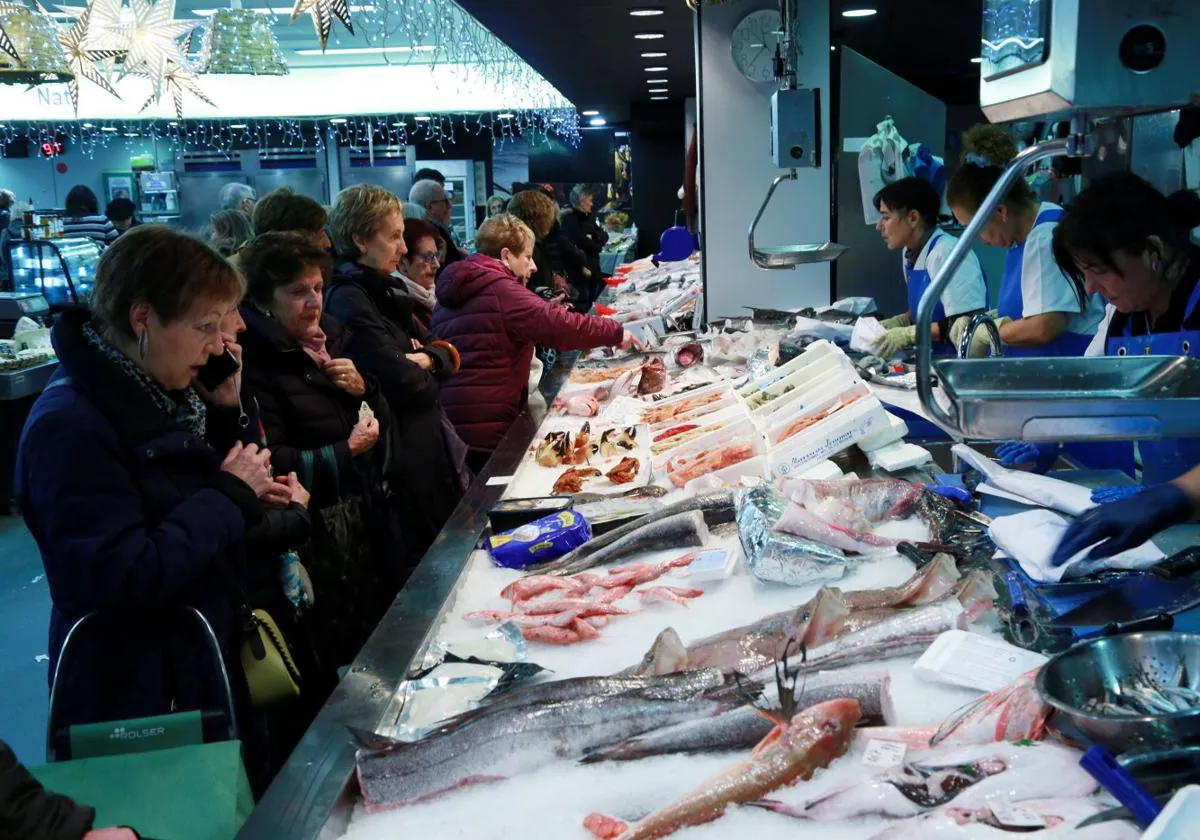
[395,218,444,330]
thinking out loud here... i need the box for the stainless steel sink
[935,355,1200,441]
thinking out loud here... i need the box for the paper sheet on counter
[989,508,1164,583]
[953,444,1095,517]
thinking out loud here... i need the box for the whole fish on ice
[868,797,1140,839]
[583,697,861,840]
[625,557,985,676]
[765,741,1094,821]
[582,670,893,763]
[531,490,735,575]
[791,599,966,673]
[355,691,740,811]
[773,478,947,555]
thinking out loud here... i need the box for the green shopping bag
[29,739,253,840]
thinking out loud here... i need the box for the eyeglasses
[414,251,440,265]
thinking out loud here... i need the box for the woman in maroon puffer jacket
[433,214,634,473]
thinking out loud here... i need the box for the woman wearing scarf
[236,232,391,669]
[395,218,443,329]
[16,226,292,791]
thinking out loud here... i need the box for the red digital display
[40,137,64,157]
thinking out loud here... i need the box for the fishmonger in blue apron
[871,178,988,358]
[1048,172,1200,565]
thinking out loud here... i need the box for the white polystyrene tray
[763,381,872,447]
[769,395,890,478]
[735,338,838,397]
[506,420,653,499]
[749,358,861,423]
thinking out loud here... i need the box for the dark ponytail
[946,124,1036,215]
[1053,173,1199,288]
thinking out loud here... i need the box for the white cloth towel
[989,508,1164,583]
[952,444,1095,517]
[850,316,887,354]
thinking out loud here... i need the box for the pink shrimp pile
[464,552,706,644]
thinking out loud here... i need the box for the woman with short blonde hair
[328,184,405,261]
[433,214,634,473]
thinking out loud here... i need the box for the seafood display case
[6,237,101,309]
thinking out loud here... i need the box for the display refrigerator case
[7,237,102,309]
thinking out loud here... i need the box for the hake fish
[582,670,893,763]
[356,692,738,811]
[759,741,1094,821]
[583,698,861,840]
[625,556,975,676]
[791,599,966,674]
[529,490,735,575]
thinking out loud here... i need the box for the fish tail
[745,799,809,820]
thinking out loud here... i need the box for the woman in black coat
[324,185,468,574]
[15,228,304,793]
[236,232,394,670]
[560,184,609,307]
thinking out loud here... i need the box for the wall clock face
[731,9,783,84]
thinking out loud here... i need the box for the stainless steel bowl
[1036,631,1200,755]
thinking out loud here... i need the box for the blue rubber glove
[995,441,1060,474]
[1091,485,1146,505]
[1051,483,1195,565]
[924,483,973,505]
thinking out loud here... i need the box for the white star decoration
[290,0,352,52]
[57,4,124,112]
[0,2,27,64]
[107,0,198,99]
[138,29,211,119]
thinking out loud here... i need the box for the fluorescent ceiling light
[497,112,514,119]
[581,109,599,116]
[646,78,667,84]
[229,123,248,128]
[651,96,668,101]
[415,115,432,121]
[842,7,877,17]
[640,51,666,58]
[390,122,403,126]
[329,117,348,123]
[644,66,668,72]
[82,122,93,127]
[970,56,982,63]
[615,131,629,137]
[634,32,664,39]
[295,44,436,56]
[100,126,118,132]
[589,117,606,126]
[648,88,668,93]
[628,7,663,15]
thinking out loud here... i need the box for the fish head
[634,626,689,675]
[782,697,860,763]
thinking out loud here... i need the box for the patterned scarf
[83,322,207,438]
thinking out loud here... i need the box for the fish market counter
[242,317,1160,839]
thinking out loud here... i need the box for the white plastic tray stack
[735,340,890,478]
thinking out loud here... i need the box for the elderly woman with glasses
[395,218,444,329]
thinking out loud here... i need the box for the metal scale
[747,0,848,269]
[912,0,1200,443]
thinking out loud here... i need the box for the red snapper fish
[583,697,861,840]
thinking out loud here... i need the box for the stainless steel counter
[0,360,57,401]
[236,354,576,840]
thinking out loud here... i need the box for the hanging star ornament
[290,0,352,52]
[0,2,26,64]
[107,0,199,99]
[58,4,124,112]
[138,29,211,119]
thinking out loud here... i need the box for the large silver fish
[530,490,735,575]
[581,671,894,763]
[356,692,739,811]
[790,599,966,673]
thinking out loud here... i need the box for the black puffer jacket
[324,261,466,569]
[238,305,385,511]
[1,740,95,839]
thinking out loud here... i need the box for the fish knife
[1046,551,1200,628]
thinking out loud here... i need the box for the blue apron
[906,232,986,354]
[1106,279,1200,486]
[996,207,1094,358]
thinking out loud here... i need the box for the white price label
[485,475,512,487]
[989,803,1044,828]
[861,739,907,768]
